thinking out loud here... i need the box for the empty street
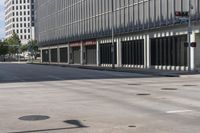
[0,63,200,133]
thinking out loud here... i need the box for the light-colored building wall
[5,0,35,44]
[36,0,200,71]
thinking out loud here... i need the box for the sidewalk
[0,61,27,64]
[30,62,200,77]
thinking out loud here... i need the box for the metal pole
[188,0,192,71]
[30,27,33,63]
[111,0,115,69]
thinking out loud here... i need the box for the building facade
[36,0,200,71]
[5,0,35,44]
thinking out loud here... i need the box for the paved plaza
[0,63,200,133]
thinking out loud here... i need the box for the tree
[0,41,9,56]
[20,44,28,53]
[27,40,38,59]
[5,32,21,55]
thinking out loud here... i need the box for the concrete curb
[27,63,199,77]
[180,74,200,78]
[0,61,27,64]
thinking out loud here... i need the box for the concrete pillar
[67,46,70,64]
[190,32,195,71]
[83,46,86,65]
[68,45,72,64]
[96,41,100,66]
[40,49,42,63]
[145,34,150,69]
[49,47,51,64]
[80,42,83,65]
[117,38,122,67]
[144,35,147,68]
[57,46,60,64]
[194,33,200,70]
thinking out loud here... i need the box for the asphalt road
[0,63,200,133]
[0,63,148,83]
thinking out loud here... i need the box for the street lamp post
[111,0,115,69]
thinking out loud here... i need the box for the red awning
[70,41,81,47]
[83,40,96,46]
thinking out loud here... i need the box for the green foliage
[4,32,21,54]
[0,41,9,56]
[27,40,39,59]
[20,45,28,53]
[27,40,38,52]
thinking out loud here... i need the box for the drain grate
[19,115,50,121]
[183,85,197,87]
[136,93,150,96]
[161,88,178,91]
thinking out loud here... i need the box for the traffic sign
[175,11,189,17]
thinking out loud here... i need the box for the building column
[117,38,122,67]
[144,35,147,68]
[68,45,72,64]
[67,44,70,64]
[49,47,51,64]
[57,46,60,64]
[80,42,84,65]
[83,46,86,65]
[40,49,43,63]
[96,41,100,66]
[145,34,150,69]
[189,32,195,71]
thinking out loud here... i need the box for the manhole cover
[136,93,150,96]
[128,125,136,128]
[19,115,50,121]
[161,88,178,91]
[183,85,197,87]
[128,84,141,86]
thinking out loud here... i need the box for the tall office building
[36,0,200,71]
[5,0,35,44]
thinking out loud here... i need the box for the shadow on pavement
[63,120,88,128]
[0,63,160,84]
[8,127,88,133]
[8,120,88,133]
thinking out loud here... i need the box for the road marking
[47,75,64,80]
[166,110,193,114]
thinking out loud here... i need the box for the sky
[0,0,5,40]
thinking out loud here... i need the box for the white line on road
[47,75,64,80]
[166,110,193,114]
